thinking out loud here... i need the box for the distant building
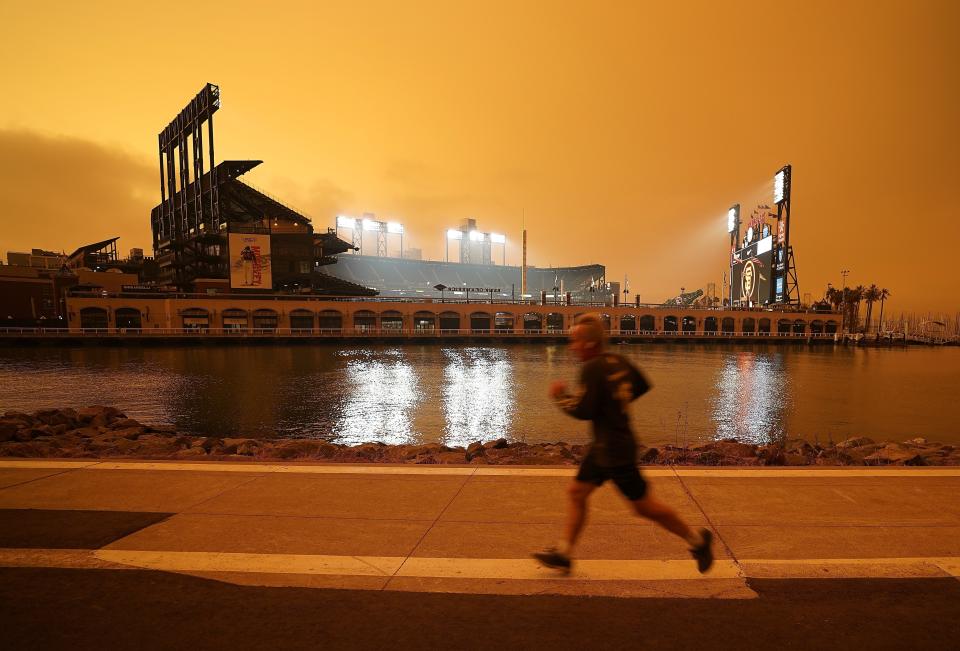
[6,249,66,270]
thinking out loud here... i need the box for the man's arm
[631,365,651,401]
[553,364,601,420]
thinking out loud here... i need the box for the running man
[533,314,714,573]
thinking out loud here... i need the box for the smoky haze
[1,1,958,312]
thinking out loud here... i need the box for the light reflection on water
[441,347,514,447]
[1,344,958,446]
[713,352,787,443]
[332,349,421,445]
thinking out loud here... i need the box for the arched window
[777,319,792,335]
[289,309,314,332]
[620,314,637,333]
[639,315,656,333]
[523,313,544,332]
[222,309,248,332]
[494,312,515,333]
[742,317,756,334]
[318,310,343,331]
[721,317,735,334]
[825,320,839,335]
[413,311,436,332]
[546,313,565,333]
[758,318,771,335]
[439,311,461,332]
[793,319,807,335]
[182,308,210,331]
[470,312,492,333]
[681,316,697,333]
[115,307,142,331]
[80,307,108,330]
[704,316,718,334]
[381,310,403,332]
[353,310,377,332]
[664,315,679,332]
[252,309,279,332]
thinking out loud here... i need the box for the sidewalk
[1,460,958,599]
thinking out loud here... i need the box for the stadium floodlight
[727,206,738,233]
[490,233,506,244]
[337,215,357,229]
[447,229,463,240]
[362,218,382,232]
[469,230,485,242]
[387,221,404,234]
[774,169,786,204]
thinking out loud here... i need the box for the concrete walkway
[1,459,958,600]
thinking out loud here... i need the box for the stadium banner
[228,233,272,289]
[731,236,773,306]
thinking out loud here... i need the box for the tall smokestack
[521,229,527,298]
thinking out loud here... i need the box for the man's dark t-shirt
[553,353,651,467]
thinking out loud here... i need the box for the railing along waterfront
[0,327,840,339]
[65,290,839,314]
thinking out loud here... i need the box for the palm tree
[863,284,881,334]
[877,288,891,335]
[826,286,843,311]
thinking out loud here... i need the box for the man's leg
[631,494,695,541]
[533,480,596,571]
[562,480,597,553]
[632,493,714,573]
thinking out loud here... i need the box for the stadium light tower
[335,215,361,253]
[490,232,506,265]
[446,228,462,262]
[387,221,404,259]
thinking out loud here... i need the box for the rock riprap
[1,407,957,466]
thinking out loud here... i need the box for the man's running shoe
[690,528,714,573]
[532,547,572,572]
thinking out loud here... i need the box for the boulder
[484,438,509,450]
[467,441,484,455]
[864,444,923,466]
[34,408,78,427]
[713,440,758,459]
[639,447,659,463]
[110,418,144,430]
[200,437,224,453]
[271,440,327,459]
[77,406,125,427]
[112,427,145,441]
[837,436,875,449]
[235,440,260,456]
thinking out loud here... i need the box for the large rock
[484,438,509,450]
[34,408,78,427]
[864,444,924,466]
[837,436,875,449]
[77,406,125,428]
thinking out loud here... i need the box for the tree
[863,284,881,334]
[826,286,843,312]
[877,288,891,335]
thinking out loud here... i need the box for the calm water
[1,344,958,447]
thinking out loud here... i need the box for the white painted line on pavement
[1,549,956,582]
[1,459,959,478]
[0,460,100,470]
[94,550,404,576]
[397,557,742,580]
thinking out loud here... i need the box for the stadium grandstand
[321,255,611,301]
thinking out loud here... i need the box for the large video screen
[732,236,773,305]
[228,233,272,289]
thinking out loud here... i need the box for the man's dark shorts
[575,453,648,500]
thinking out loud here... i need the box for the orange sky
[1,0,958,312]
